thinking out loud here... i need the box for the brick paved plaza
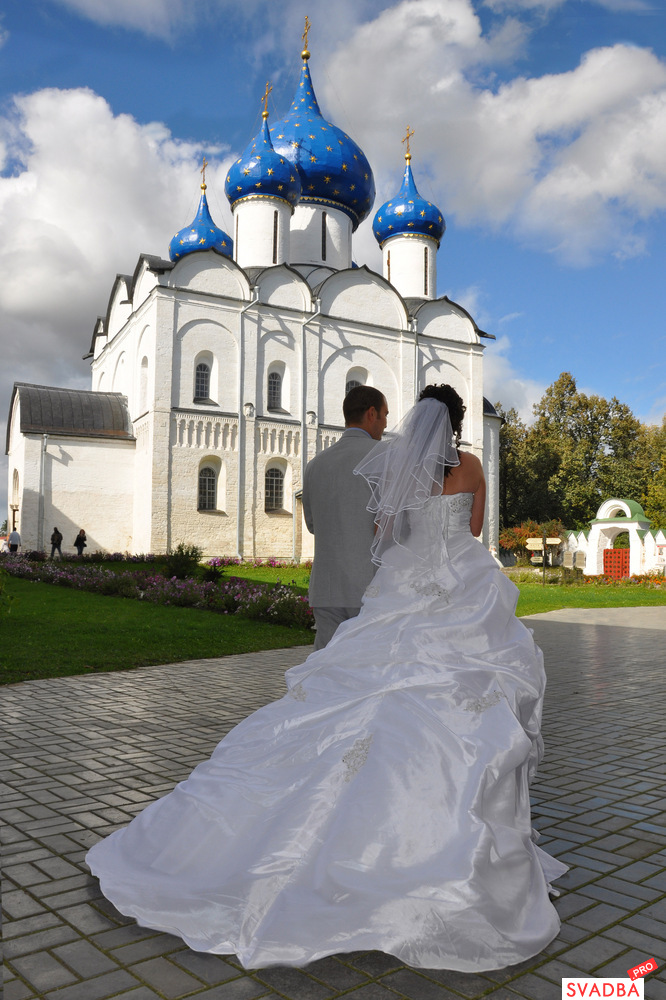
[2,607,666,1000]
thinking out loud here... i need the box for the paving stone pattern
[2,608,666,1000]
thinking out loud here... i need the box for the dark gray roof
[7,383,134,452]
[483,397,501,418]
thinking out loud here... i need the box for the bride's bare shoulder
[456,451,482,471]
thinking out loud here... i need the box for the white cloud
[323,0,666,265]
[483,336,545,420]
[45,0,196,40]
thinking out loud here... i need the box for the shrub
[163,543,203,580]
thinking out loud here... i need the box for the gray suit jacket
[303,429,379,607]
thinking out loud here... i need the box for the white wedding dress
[86,493,567,971]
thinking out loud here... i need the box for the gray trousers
[312,606,361,650]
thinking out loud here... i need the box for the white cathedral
[6,44,501,561]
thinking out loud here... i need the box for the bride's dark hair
[418,384,465,443]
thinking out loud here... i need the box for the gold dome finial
[402,125,415,163]
[301,15,311,60]
[261,80,273,120]
[200,155,208,191]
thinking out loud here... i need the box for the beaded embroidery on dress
[87,492,566,972]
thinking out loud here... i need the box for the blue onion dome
[373,151,445,249]
[268,53,375,231]
[225,109,301,212]
[169,181,233,262]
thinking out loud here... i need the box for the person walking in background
[74,529,87,557]
[8,529,20,553]
[50,527,63,559]
[302,385,388,650]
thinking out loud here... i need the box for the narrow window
[235,215,239,261]
[321,211,327,261]
[195,363,210,401]
[139,357,148,412]
[265,468,284,511]
[387,248,391,284]
[345,379,362,396]
[267,371,282,410]
[272,210,278,265]
[424,247,429,296]
[198,467,216,510]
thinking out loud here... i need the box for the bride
[86,384,566,972]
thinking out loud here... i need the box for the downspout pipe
[300,298,322,488]
[38,433,48,552]
[237,288,259,560]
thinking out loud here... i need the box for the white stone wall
[290,205,352,269]
[383,235,437,300]
[483,413,501,550]
[233,199,292,269]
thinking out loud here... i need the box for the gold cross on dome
[302,15,311,50]
[200,156,208,189]
[402,125,415,162]
[262,81,272,118]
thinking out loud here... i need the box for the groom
[303,386,388,650]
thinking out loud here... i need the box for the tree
[496,373,653,531]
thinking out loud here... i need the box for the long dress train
[86,493,567,971]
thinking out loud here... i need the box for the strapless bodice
[406,492,474,548]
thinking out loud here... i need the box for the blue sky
[1,0,666,516]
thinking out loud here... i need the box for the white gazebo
[564,498,666,578]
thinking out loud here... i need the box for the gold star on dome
[388,224,393,230]
[255,181,262,187]
[420,210,425,217]
[278,134,284,139]
[364,172,369,180]
[267,168,274,175]
[226,175,230,183]
[354,154,358,160]
[408,222,414,227]
[309,183,315,190]
[396,208,403,216]
[324,175,331,183]
[310,155,317,162]
[199,237,206,244]
[350,184,355,190]
[342,163,347,171]
[278,184,284,190]
[338,140,343,145]
[333,189,339,195]
[291,141,299,148]
[179,239,184,245]
[321,126,327,131]
[236,158,241,164]
[279,158,284,163]
[377,216,382,222]
[408,200,413,204]
[243,168,250,176]
[438,216,442,222]
[222,240,227,246]
[237,185,242,191]
[428,224,433,230]
[326,145,332,151]
[309,134,315,139]
[290,174,295,181]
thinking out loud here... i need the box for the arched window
[345,367,368,398]
[265,467,284,511]
[345,379,362,396]
[267,371,282,410]
[195,363,210,401]
[198,466,216,510]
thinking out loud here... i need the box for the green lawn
[0,578,313,686]
[515,581,666,617]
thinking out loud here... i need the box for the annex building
[6,45,501,561]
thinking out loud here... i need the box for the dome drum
[384,235,437,300]
[290,203,352,270]
[233,199,292,269]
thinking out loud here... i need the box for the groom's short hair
[343,386,386,425]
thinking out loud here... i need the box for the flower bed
[1,555,313,629]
